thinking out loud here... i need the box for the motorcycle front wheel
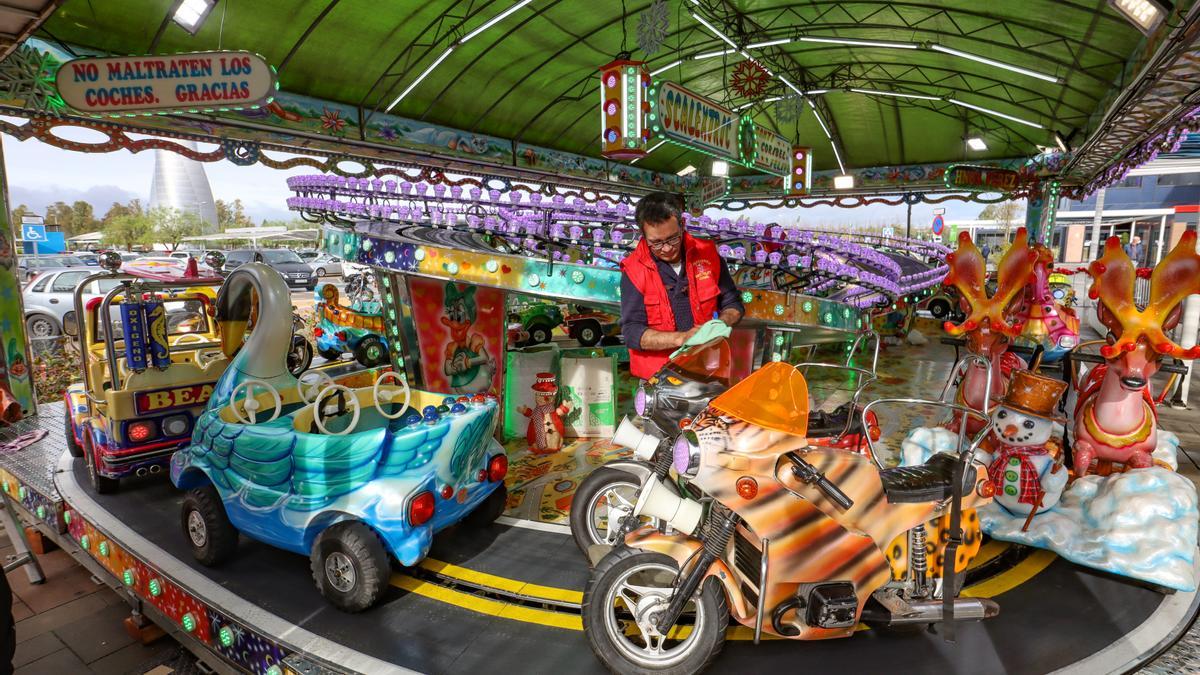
[583,547,728,675]
[570,466,650,557]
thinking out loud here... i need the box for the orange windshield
[668,337,731,382]
[708,361,809,437]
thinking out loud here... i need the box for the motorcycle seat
[878,453,961,504]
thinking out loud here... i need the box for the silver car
[23,268,123,341]
[308,253,344,277]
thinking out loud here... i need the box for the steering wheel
[373,371,411,419]
[297,370,336,404]
[311,384,361,436]
[230,379,282,424]
[195,348,224,369]
[172,333,206,346]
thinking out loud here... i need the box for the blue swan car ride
[170,262,509,612]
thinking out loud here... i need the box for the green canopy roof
[40,0,1160,176]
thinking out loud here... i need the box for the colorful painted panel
[0,140,34,416]
[408,278,505,396]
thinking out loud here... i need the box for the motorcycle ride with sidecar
[581,339,998,673]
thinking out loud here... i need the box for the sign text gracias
[135,383,214,415]
[654,81,738,160]
[55,51,275,116]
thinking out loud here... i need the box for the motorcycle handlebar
[786,453,854,511]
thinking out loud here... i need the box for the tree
[978,201,1024,253]
[216,198,252,229]
[68,200,99,238]
[9,204,32,226]
[102,213,154,251]
[151,207,205,251]
[102,199,143,225]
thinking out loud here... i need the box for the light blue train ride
[170,263,508,611]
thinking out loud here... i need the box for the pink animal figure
[942,228,1039,434]
[1072,233,1200,477]
[517,373,573,455]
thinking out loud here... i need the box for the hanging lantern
[599,59,650,160]
[786,146,813,195]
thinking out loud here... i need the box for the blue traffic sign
[931,214,945,236]
[21,224,45,242]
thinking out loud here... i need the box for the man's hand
[678,325,702,347]
[718,307,743,327]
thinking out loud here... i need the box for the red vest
[621,233,722,379]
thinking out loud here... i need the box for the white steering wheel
[311,384,361,436]
[195,348,224,369]
[230,379,282,425]
[297,370,336,405]
[172,333,206,346]
[373,371,411,419]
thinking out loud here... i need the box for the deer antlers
[1089,231,1200,359]
[943,228,1038,337]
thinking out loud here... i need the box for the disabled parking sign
[21,224,45,242]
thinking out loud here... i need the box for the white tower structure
[148,140,219,233]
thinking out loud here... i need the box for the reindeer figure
[943,228,1039,433]
[1073,232,1200,477]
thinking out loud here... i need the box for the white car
[307,253,344,277]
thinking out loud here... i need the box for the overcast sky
[0,133,996,229]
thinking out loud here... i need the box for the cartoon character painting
[441,284,497,394]
[977,370,1069,517]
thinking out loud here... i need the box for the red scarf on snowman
[987,444,1050,506]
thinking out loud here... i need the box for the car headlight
[161,414,191,437]
[1057,335,1077,349]
[672,430,701,478]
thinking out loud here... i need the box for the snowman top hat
[531,372,558,394]
[997,370,1068,423]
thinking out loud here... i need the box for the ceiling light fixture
[746,38,792,49]
[386,46,456,111]
[461,0,535,43]
[677,164,697,176]
[804,89,830,95]
[735,102,756,111]
[800,36,918,49]
[850,88,941,101]
[650,59,683,76]
[691,12,740,51]
[948,98,1044,129]
[694,48,737,60]
[966,137,987,151]
[1108,0,1167,34]
[173,0,216,34]
[1054,131,1070,153]
[834,175,855,190]
[808,99,832,139]
[779,76,804,97]
[711,160,729,176]
[630,139,667,164]
[931,44,1060,83]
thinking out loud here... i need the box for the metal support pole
[1157,214,1168,265]
[0,494,44,584]
[906,199,912,239]
[1089,188,1106,264]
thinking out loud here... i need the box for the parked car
[169,251,195,260]
[563,305,621,347]
[23,268,124,342]
[307,253,344,277]
[223,249,316,290]
[509,299,564,346]
[73,252,101,266]
[296,250,320,263]
[19,254,88,282]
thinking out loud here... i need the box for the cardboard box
[560,350,617,437]
[503,344,560,440]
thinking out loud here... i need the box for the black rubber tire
[464,484,507,528]
[181,485,239,566]
[318,347,343,362]
[315,267,326,277]
[527,321,553,345]
[583,548,728,675]
[310,521,390,612]
[0,555,12,669]
[928,299,951,319]
[354,336,388,367]
[576,319,603,347]
[82,431,119,494]
[570,466,643,558]
[64,410,83,458]
[288,336,314,376]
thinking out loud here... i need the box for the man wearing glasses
[620,192,744,380]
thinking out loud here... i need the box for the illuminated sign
[651,81,738,161]
[55,51,276,116]
[599,60,650,160]
[686,177,730,213]
[738,117,790,177]
[944,164,1020,193]
[135,383,214,414]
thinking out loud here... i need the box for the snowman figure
[517,373,573,455]
[977,370,1070,517]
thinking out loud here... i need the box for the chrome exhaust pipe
[861,596,999,626]
[149,465,162,474]
[135,468,148,477]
